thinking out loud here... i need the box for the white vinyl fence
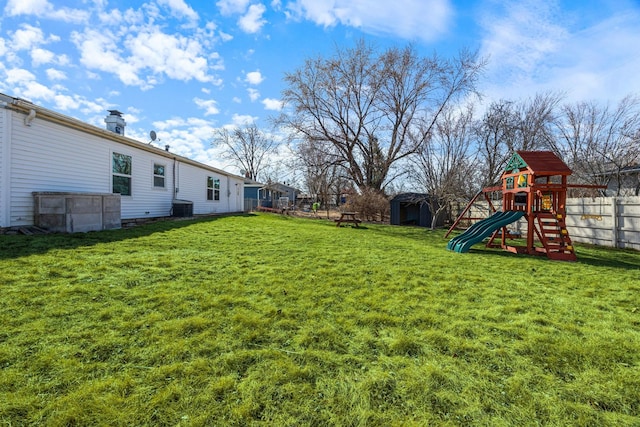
[565,196,640,250]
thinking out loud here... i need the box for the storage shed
[390,193,435,227]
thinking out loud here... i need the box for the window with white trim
[153,163,165,188]
[112,152,132,195]
[207,176,220,201]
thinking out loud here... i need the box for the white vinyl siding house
[0,93,244,229]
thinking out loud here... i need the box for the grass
[1,213,639,426]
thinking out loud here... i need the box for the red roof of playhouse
[505,150,572,176]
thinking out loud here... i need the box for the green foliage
[1,214,639,425]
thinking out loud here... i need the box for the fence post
[611,197,618,248]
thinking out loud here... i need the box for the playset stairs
[535,212,577,261]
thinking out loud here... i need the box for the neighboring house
[243,177,264,211]
[252,180,299,208]
[243,177,264,200]
[0,93,244,231]
[603,164,640,196]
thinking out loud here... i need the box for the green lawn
[1,213,639,426]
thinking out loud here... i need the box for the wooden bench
[334,212,362,228]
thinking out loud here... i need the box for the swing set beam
[444,185,502,238]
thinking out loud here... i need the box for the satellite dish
[150,130,157,141]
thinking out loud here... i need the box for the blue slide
[447,211,525,253]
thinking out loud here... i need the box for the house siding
[244,186,260,200]
[176,164,243,215]
[1,100,244,228]
[10,113,109,226]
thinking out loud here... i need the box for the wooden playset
[447,150,599,261]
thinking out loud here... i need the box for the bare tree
[280,39,485,194]
[513,92,563,151]
[473,100,518,187]
[410,104,476,228]
[293,139,347,217]
[212,123,278,181]
[551,95,640,195]
[473,92,563,187]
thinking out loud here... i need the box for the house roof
[267,182,299,192]
[507,150,572,176]
[620,164,640,174]
[0,92,243,180]
[244,177,264,187]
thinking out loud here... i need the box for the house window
[112,152,132,195]
[153,163,165,188]
[207,176,220,201]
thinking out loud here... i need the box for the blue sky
[1,0,640,175]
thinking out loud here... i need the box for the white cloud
[245,70,264,85]
[0,65,110,115]
[216,0,251,16]
[71,29,144,87]
[71,26,215,88]
[126,29,212,83]
[157,0,199,21]
[4,0,89,23]
[10,24,46,51]
[285,0,452,42]
[2,67,57,103]
[194,97,220,116]
[5,67,37,85]
[53,94,81,111]
[238,4,267,33]
[231,113,257,126]
[479,2,640,103]
[219,31,234,42]
[31,48,55,66]
[3,0,48,15]
[247,88,260,101]
[480,2,567,78]
[547,12,640,102]
[149,116,225,168]
[45,68,66,81]
[98,8,125,25]
[262,97,283,111]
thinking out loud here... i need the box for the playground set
[447,150,595,261]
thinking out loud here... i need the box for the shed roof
[507,151,572,176]
[391,193,431,203]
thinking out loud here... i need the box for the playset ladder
[535,212,577,261]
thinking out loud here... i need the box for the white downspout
[226,176,231,212]
[173,158,179,200]
[24,109,36,126]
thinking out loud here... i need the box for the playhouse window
[153,163,165,188]
[514,192,527,206]
[112,152,132,196]
[207,176,220,201]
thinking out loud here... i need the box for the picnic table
[334,212,362,228]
